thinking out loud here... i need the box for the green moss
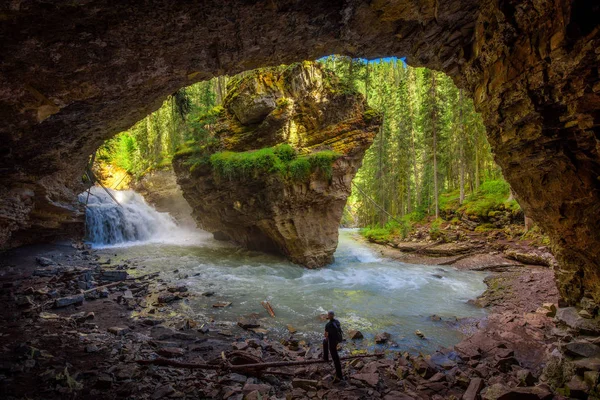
[209,144,340,182]
[306,150,341,179]
[474,223,496,232]
[456,180,520,218]
[288,157,312,181]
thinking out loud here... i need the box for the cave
[1,0,599,310]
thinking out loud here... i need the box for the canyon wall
[0,1,599,305]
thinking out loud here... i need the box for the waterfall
[79,186,181,246]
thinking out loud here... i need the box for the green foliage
[209,144,340,182]
[361,218,414,242]
[459,179,512,218]
[429,218,444,239]
[288,156,312,181]
[438,189,461,212]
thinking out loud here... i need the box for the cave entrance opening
[1,0,598,308]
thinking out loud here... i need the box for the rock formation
[0,1,598,306]
[173,62,381,267]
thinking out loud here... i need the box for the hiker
[323,310,344,381]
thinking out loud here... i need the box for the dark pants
[323,338,343,379]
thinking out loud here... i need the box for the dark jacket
[325,318,342,343]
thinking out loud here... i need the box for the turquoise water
[97,228,487,353]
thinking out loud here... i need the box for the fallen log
[137,353,383,371]
[261,301,276,318]
[230,353,384,371]
[137,358,221,370]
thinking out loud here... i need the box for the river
[83,187,488,353]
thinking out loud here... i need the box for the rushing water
[79,187,197,247]
[85,188,488,353]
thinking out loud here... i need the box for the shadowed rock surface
[0,1,599,306]
[173,62,381,267]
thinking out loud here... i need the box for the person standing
[323,310,344,381]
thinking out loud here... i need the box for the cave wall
[0,1,599,306]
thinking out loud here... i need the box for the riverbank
[0,237,597,399]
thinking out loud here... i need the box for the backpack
[332,319,343,342]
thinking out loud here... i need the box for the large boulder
[173,62,380,267]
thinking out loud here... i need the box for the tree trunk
[431,73,439,219]
[459,89,465,204]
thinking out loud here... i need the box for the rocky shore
[1,237,600,400]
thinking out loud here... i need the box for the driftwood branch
[261,301,276,318]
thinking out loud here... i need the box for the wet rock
[504,250,554,267]
[415,330,425,339]
[36,256,56,266]
[33,267,59,277]
[39,312,61,320]
[429,372,445,382]
[213,301,232,308]
[242,383,271,396]
[573,357,600,373]
[100,270,128,281]
[351,373,379,387]
[292,378,319,391]
[198,325,209,334]
[584,371,599,387]
[414,359,436,379]
[151,384,175,399]
[107,326,129,336]
[375,332,390,344]
[85,344,100,353]
[157,347,185,358]
[564,341,600,358]
[516,369,535,386]
[580,298,598,315]
[201,291,215,297]
[167,285,187,293]
[541,303,557,316]
[463,377,484,400]
[430,352,458,370]
[54,294,84,308]
[481,384,552,400]
[237,318,260,329]
[70,311,94,323]
[287,324,297,334]
[565,375,589,399]
[556,307,600,335]
[157,293,179,304]
[494,356,519,373]
[383,391,416,400]
[222,373,247,384]
[348,330,364,340]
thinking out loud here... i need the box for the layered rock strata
[0,1,599,306]
[173,62,381,267]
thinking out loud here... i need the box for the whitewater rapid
[79,186,202,247]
